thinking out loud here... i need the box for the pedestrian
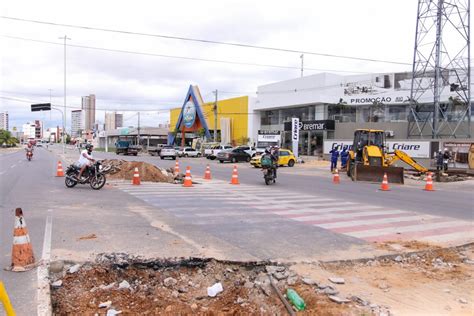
[340,148,349,170]
[329,148,340,172]
[436,150,444,172]
[443,148,451,172]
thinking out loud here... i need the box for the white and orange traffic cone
[424,172,435,191]
[204,164,212,180]
[230,165,240,185]
[333,168,340,184]
[174,160,180,174]
[183,166,193,187]
[56,161,64,177]
[380,173,390,191]
[132,167,141,185]
[10,208,36,272]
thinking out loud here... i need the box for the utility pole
[213,90,218,142]
[48,89,53,121]
[58,35,71,152]
[137,112,141,146]
[300,54,304,77]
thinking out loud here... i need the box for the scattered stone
[370,303,379,309]
[99,301,112,309]
[177,287,188,293]
[118,280,130,290]
[378,282,390,290]
[458,298,468,304]
[244,281,254,289]
[265,265,285,274]
[443,289,451,293]
[394,256,403,262]
[100,282,116,290]
[236,297,245,304]
[287,276,298,285]
[318,284,329,290]
[50,261,64,273]
[464,259,474,265]
[163,277,178,287]
[350,296,369,306]
[226,268,233,273]
[302,278,317,285]
[328,295,350,304]
[51,280,63,288]
[322,287,339,295]
[171,290,179,298]
[259,283,272,296]
[68,264,81,274]
[207,282,223,297]
[273,271,289,280]
[328,277,345,284]
[106,309,122,316]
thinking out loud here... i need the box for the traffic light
[31,103,51,112]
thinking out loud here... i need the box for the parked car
[148,144,165,156]
[160,146,177,160]
[115,140,139,156]
[235,145,257,157]
[178,147,201,157]
[250,149,296,168]
[205,145,233,160]
[217,148,251,163]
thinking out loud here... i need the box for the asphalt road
[1,146,472,314]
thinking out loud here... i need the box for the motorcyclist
[270,146,279,178]
[76,143,95,181]
[25,143,34,158]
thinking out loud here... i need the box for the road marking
[37,210,53,316]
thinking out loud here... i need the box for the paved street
[1,146,473,314]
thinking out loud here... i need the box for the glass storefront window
[388,105,408,122]
[328,104,356,122]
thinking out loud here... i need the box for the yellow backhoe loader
[347,129,428,184]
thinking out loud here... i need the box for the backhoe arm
[386,150,428,173]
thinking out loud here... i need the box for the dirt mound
[102,159,175,183]
[51,256,369,315]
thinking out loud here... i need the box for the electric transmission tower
[408,0,471,139]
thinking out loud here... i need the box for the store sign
[284,120,335,131]
[183,100,196,128]
[323,140,430,158]
[257,134,281,142]
[341,96,411,105]
[291,118,299,141]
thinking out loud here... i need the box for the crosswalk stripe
[294,210,409,222]
[251,201,356,210]
[318,215,436,230]
[272,205,383,216]
[348,221,466,238]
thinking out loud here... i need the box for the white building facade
[0,112,8,130]
[71,110,84,138]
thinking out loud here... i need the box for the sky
[0,0,420,131]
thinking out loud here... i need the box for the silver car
[160,146,176,160]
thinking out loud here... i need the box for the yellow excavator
[347,129,428,184]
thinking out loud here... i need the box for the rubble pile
[101,159,179,183]
[405,171,472,182]
[51,255,371,315]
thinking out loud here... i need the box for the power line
[2,35,370,74]
[0,16,411,66]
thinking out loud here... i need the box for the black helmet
[85,143,93,150]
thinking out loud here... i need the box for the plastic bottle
[286,288,306,311]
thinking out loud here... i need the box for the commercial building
[0,112,9,130]
[21,121,43,139]
[251,72,473,162]
[81,94,96,131]
[169,85,253,146]
[105,112,124,131]
[71,110,84,138]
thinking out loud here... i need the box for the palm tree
[0,129,19,147]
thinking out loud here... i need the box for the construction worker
[436,150,444,172]
[443,148,451,172]
[340,148,349,170]
[329,148,340,172]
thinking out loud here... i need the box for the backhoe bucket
[354,165,404,184]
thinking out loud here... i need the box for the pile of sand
[102,159,175,183]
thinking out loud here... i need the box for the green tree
[0,129,19,147]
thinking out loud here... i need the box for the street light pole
[59,35,71,153]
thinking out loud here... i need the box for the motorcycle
[65,161,109,190]
[262,165,276,185]
[26,151,33,161]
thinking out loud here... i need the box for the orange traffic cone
[230,165,240,185]
[183,166,193,187]
[10,208,36,272]
[380,173,390,191]
[333,169,340,184]
[204,164,212,180]
[132,167,141,185]
[56,161,64,177]
[174,160,180,174]
[424,172,435,191]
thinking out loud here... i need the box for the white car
[179,147,201,158]
[235,145,257,157]
[205,145,233,160]
[160,146,177,160]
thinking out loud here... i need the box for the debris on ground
[101,159,181,183]
[77,233,97,241]
[405,170,472,182]
[51,255,369,315]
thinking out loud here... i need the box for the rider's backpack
[261,155,273,167]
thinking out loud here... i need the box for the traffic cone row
[56,161,64,177]
[333,169,340,184]
[183,166,193,187]
[132,167,141,185]
[10,208,36,272]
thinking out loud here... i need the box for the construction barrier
[11,208,36,272]
[56,161,64,177]
[0,282,16,316]
[183,166,193,187]
[333,169,340,184]
[424,172,435,191]
[230,165,240,185]
[204,164,212,180]
[379,173,390,191]
[132,167,141,185]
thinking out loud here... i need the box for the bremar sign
[291,118,299,141]
[284,120,335,131]
[323,140,430,158]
